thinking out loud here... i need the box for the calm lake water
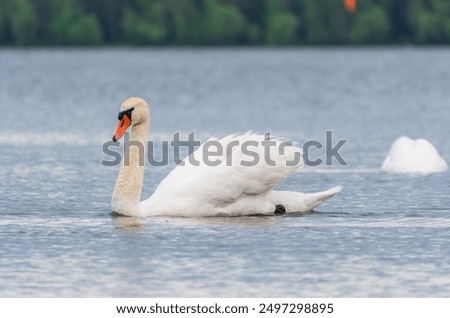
[0,48,449,297]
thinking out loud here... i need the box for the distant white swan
[111,97,342,217]
[382,136,448,174]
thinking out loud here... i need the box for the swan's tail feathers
[305,185,342,211]
[269,186,342,213]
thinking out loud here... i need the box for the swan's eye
[118,107,134,121]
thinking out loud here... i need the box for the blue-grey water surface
[0,48,449,297]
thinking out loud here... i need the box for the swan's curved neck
[112,121,149,215]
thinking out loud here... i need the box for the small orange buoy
[343,0,357,13]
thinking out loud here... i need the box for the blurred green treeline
[1,0,450,46]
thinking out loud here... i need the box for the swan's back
[142,133,303,215]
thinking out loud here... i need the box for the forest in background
[1,0,450,46]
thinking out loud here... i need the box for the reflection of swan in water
[111,97,342,217]
[111,214,143,231]
[112,213,313,230]
[157,215,285,228]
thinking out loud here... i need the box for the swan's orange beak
[113,115,131,142]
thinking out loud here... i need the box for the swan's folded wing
[149,133,303,205]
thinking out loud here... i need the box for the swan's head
[112,97,150,142]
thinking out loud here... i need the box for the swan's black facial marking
[118,107,134,121]
[274,204,286,215]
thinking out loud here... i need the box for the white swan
[382,136,448,174]
[111,97,342,217]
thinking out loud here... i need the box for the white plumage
[112,97,341,217]
[382,136,448,174]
